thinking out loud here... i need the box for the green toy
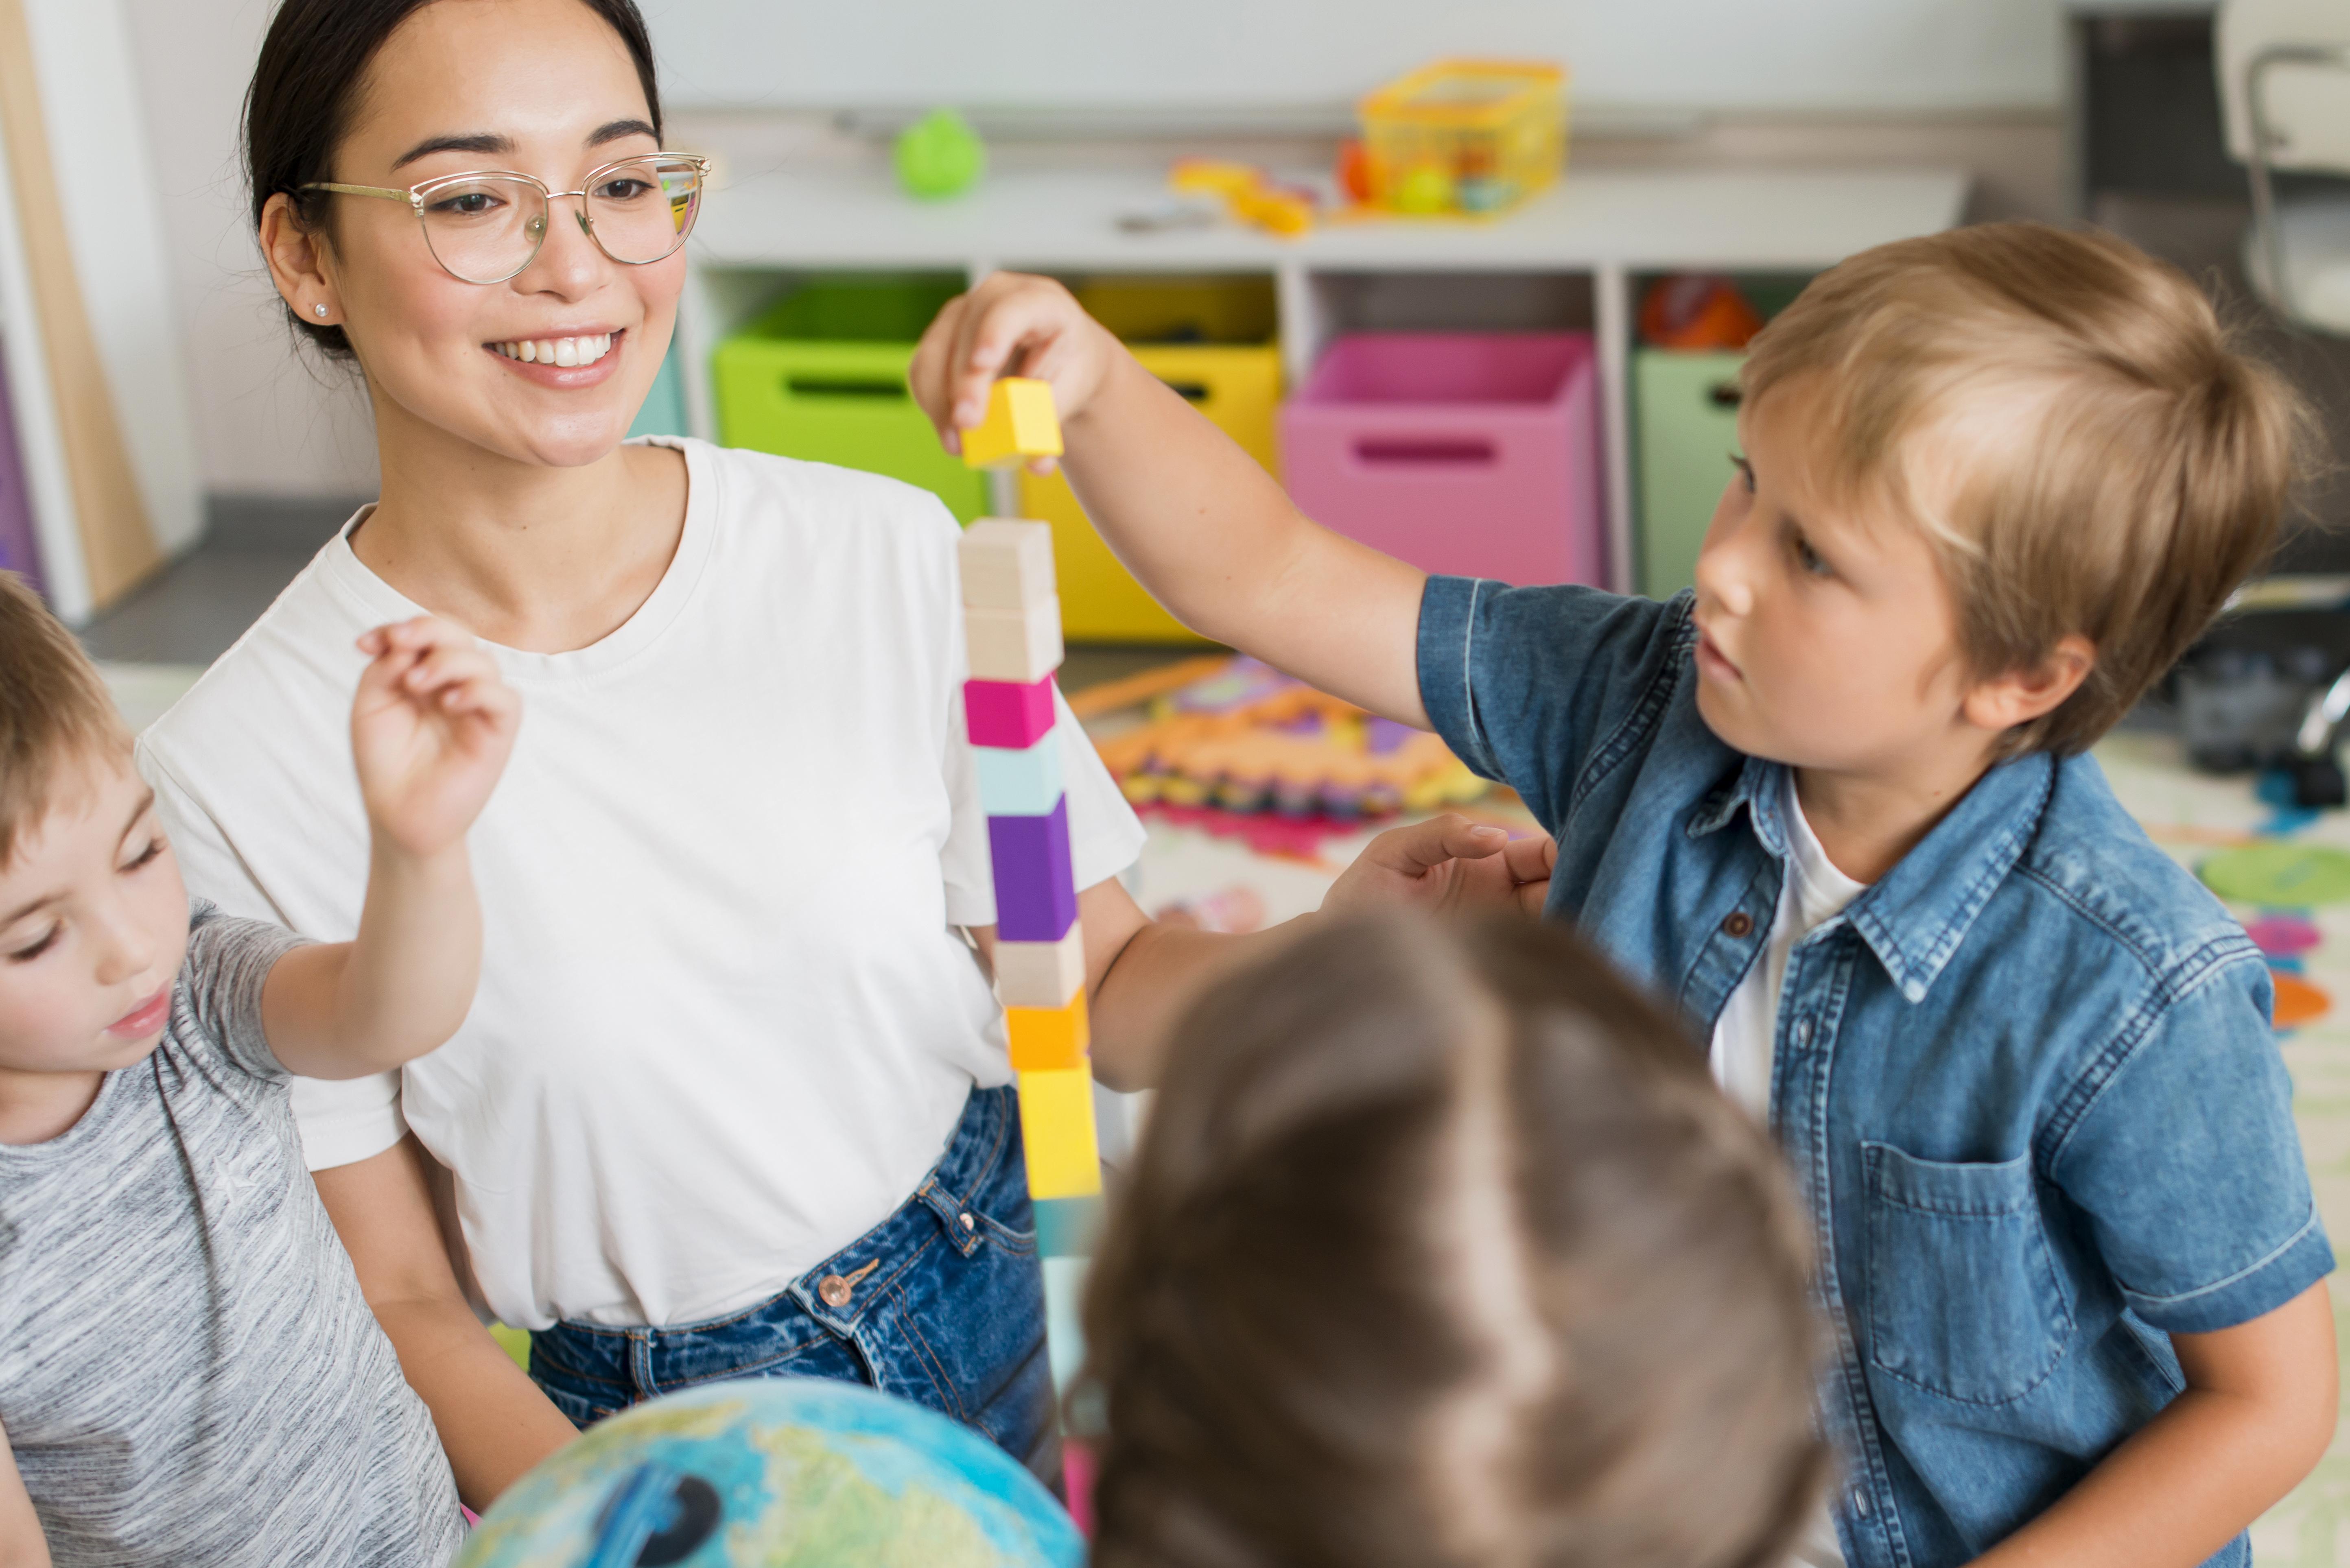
[895,109,987,201]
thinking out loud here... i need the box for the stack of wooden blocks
[958,380,1104,1463]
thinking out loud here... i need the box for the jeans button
[1723,910,1754,938]
[960,1212,975,1230]
[818,1274,854,1308]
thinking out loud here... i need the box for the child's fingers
[908,293,975,442]
[1360,814,1508,879]
[1500,832,1557,884]
[394,641,502,706]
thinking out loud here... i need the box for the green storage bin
[1632,349,1745,600]
[713,276,987,521]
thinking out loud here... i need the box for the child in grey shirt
[0,577,520,1568]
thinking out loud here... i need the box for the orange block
[2273,971,2330,1029]
[1008,992,1089,1070]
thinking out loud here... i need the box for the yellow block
[1008,992,1089,1071]
[963,378,1064,469]
[1017,1066,1102,1198]
[1020,344,1281,643]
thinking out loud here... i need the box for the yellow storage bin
[1027,276,1280,644]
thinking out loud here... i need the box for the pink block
[966,675,1056,749]
[1279,332,1604,587]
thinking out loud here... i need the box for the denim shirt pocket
[1864,1142,2076,1407]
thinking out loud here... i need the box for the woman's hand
[909,273,1124,470]
[351,618,521,860]
[1321,815,1558,921]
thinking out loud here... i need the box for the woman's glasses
[302,154,708,285]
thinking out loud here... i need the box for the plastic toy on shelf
[1351,59,1568,219]
[1167,159,1318,237]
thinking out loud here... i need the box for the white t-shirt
[138,438,1145,1332]
[1708,769,1867,1568]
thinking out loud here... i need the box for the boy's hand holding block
[961,378,1065,470]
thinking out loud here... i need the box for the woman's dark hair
[1083,911,1826,1568]
[243,0,662,358]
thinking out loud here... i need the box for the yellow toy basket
[1358,59,1569,218]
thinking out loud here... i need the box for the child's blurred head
[1083,911,1823,1568]
[1692,221,2312,775]
[0,574,184,1079]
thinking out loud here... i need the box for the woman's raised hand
[909,273,1123,472]
[350,617,521,860]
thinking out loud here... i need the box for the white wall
[118,0,379,500]
[642,0,2067,114]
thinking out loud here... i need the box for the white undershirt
[1708,769,1868,1568]
[138,439,1145,1331]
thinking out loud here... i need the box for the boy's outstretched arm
[262,619,520,1079]
[1967,1280,2336,1568]
[910,274,1432,729]
[0,1423,50,1568]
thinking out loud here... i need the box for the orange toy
[1639,275,1764,352]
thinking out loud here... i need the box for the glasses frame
[300,153,710,285]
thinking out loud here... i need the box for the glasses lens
[584,157,702,264]
[417,177,547,284]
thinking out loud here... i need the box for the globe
[457,1380,1084,1568]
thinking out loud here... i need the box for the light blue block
[1043,1254,1090,1396]
[977,729,1065,817]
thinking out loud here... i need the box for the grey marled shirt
[0,904,463,1566]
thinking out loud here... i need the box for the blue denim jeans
[527,1085,1054,1470]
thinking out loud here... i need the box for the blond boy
[0,580,516,1567]
[912,224,2338,1568]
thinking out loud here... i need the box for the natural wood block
[966,597,1063,684]
[1007,991,1089,1071]
[1017,1065,1102,1198]
[994,926,1085,1009]
[958,518,1058,611]
[962,377,1065,470]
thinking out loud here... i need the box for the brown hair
[0,573,129,867]
[1742,220,2320,758]
[1081,911,1824,1568]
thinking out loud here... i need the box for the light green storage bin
[1632,349,1745,600]
[712,276,988,522]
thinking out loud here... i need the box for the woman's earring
[313,304,329,318]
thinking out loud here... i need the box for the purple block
[966,675,1056,750]
[988,795,1078,941]
[0,335,44,594]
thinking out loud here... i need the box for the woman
[142,0,1551,1509]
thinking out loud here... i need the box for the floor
[83,543,2350,1561]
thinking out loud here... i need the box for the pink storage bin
[1279,332,1603,586]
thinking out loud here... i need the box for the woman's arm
[0,1423,49,1568]
[313,1136,577,1511]
[980,814,1555,1091]
[1965,1280,2336,1568]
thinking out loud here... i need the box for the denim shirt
[1419,579,2332,1568]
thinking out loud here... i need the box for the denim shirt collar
[1688,751,2057,1004]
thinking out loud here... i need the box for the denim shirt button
[1795,1017,1813,1044]
[1722,910,1755,939]
[1852,1489,1871,1516]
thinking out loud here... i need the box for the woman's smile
[487,326,625,385]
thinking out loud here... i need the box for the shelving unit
[680,160,1970,597]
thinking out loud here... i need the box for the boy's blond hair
[1743,221,2317,758]
[0,572,130,865]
